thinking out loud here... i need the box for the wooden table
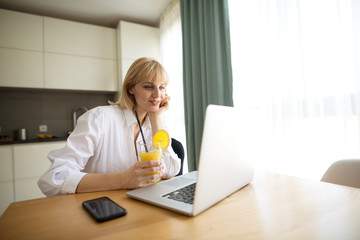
[1,171,359,240]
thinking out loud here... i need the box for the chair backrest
[171,138,184,176]
[321,159,360,188]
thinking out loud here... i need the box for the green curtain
[180,0,234,171]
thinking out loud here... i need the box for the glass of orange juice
[137,142,162,182]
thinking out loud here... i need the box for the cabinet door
[44,53,117,91]
[0,9,43,51]
[13,141,66,201]
[44,17,116,59]
[117,21,160,84]
[0,182,14,216]
[0,146,13,182]
[0,48,44,88]
[0,146,14,216]
[118,21,160,61]
[14,177,45,202]
[119,58,135,82]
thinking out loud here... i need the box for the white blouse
[38,105,181,196]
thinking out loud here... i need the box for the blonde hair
[110,57,169,110]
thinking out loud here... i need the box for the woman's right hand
[124,160,163,189]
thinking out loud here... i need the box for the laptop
[127,104,255,216]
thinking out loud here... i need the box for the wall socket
[39,125,47,132]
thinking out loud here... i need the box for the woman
[38,57,181,196]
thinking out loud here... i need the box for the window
[229,0,360,180]
[160,0,187,173]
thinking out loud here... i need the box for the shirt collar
[123,108,150,129]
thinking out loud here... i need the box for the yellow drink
[139,150,161,175]
[139,150,161,161]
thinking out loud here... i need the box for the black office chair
[171,138,184,176]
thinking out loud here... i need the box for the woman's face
[129,79,166,114]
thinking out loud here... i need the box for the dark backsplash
[0,88,117,140]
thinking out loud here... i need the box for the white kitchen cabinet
[0,182,14,216]
[0,146,14,216]
[118,21,160,61]
[0,48,44,88]
[0,146,14,182]
[117,21,160,80]
[0,9,44,89]
[44,53,117,91]
[44,17,116,59]
[0,8,43,51]
[13,141,66,202]
[44,17,118,91]
[0,8,118,91]
[1,141,67,214]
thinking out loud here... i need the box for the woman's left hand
[149,93,170,137]
[149,93,170,118]
[158,93,170,114]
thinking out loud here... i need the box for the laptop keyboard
[162,183,196,205]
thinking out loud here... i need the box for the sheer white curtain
[159,0,187,173]
[229,0,360,180]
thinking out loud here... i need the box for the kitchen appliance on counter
[17,128,27,141]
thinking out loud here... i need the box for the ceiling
[0,0,173,28]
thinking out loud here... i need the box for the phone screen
[82,197,127,222]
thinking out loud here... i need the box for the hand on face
[155,93,170,114]
[147,93,170,127]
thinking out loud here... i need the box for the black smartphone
[82,197,127,222]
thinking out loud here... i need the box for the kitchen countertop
[0,137,68,145]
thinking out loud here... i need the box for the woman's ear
[128,87,134,94]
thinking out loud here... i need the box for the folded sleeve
[38,109,103,196]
